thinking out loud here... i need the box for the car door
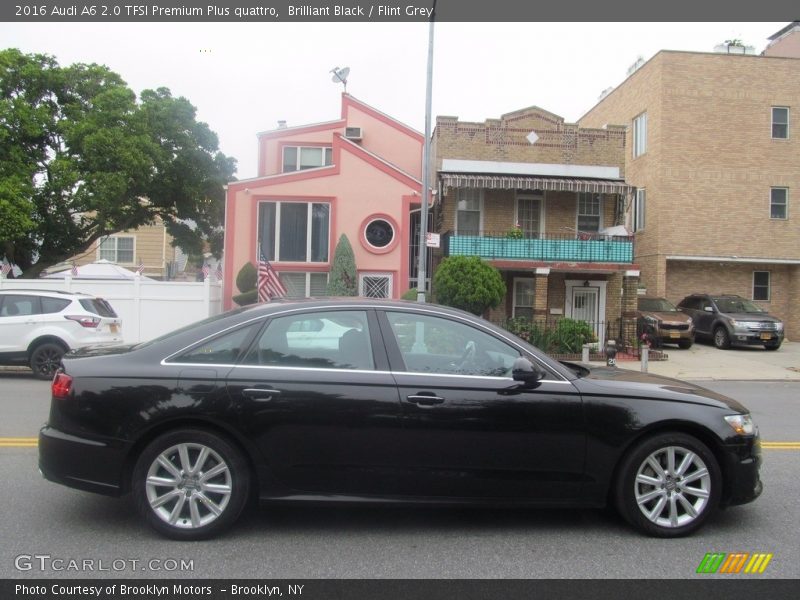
[0,294,41,354]
[378,308,586,502]
[224,308,404,497]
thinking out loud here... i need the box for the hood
[638,310,691,324]
[565,363,749,413]
[725,313,781,323]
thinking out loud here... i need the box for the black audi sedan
[39,299,762,540]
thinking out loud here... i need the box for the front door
[567,284,603,346]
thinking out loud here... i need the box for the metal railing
[443,230,634,263]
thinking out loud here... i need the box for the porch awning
[439,173,634,195]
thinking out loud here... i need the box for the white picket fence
[0,276,223,344]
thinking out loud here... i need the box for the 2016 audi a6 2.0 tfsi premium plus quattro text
[39,299,762,540]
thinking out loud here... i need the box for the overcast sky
[1,21,788,179]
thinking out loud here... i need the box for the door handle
[243,388,281,401]
[406,394,445,406]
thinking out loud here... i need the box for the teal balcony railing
[443,231,633,263]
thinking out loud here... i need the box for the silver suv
[0,290,123,378]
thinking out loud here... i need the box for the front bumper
[730,330,783,346]
[39,426,129,496]
[721,437,763,507]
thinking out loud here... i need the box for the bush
[432,256,505,316]
[235,262,257,294]
[327,234,358,296]
[232,289,258,306]
[401,287,419,301]
[504,317,596,354]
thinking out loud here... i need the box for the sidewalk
[591,340,800,381]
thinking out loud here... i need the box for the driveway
[618,340,800,381]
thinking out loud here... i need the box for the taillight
[65,315,100,328]
[52,372,73,399]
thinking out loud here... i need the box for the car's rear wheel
[713,326,731,349]
[30,342,66,380]
[133,429,250,540]
[616,432,721,537]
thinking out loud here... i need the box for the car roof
[0,289,90,297]
[235,297,478,319]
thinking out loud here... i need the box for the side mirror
[512,357,545,386]
[703,306,714,313]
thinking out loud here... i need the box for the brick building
[431,106,639,347]
[578,45,800,337]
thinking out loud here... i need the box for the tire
[764,342,781,351]
[30,342,66,380]
[132,428,250,540]
[677,339,693,350]
[615,432,721,537]
[713,326,731,349]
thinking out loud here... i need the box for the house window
[98,236,134,264]
[753,271,770,301]
[517,193,543,237]
[577,193,602,233]
[258,201,330,263]
[772,107,789,139]
[770,188,788,219]
[633,112,647,158]
[359,273,393,298]
[634,189,646,232]
[282,146,333,172]
[455,189,481,235]
[278,272,329,298]
[513,278,535,320]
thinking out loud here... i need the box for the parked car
[39,299,762,540]
[0,290,123,379]
[676,293,784,350]
[636,296,694,349]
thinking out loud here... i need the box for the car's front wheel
[133,429,250,540]
[713,326,731,349]
[616,432,721,537]
[677,339,693,350]
[30,342,66,379]
[764,342,782,351]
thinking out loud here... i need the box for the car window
[174,324,259,364]
[41,297,72,314]
[714,297,764,314]
[0,295,40,317]
[385,311,520,377]
[243,310,374,371]
[79,298,118,318]
[638,298,678,312]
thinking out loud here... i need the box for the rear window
[79,298,118,318]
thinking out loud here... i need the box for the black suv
[676,294,784,350]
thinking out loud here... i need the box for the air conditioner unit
[344,127,363,140]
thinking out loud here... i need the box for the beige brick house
[431,106,640,347]
[578,45,800,337]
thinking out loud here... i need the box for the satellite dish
[330,66,349,91]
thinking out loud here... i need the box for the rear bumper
[38,426,129,496]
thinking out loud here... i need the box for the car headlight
[730,320,759,328]
[776,322,784,331]
[724,414,755,436]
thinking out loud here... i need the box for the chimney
[277,120,287,129]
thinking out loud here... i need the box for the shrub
[432,256,505,316]
[236,262,257,294]
[327,234,358,296]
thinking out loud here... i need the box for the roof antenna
[330,66,349,92]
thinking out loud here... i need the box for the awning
[439,173,634,195]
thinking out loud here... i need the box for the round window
[365,219,394,248]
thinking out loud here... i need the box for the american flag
[136,259,145,275]
[257,259,287,302]
[215,263,223,282]
[0,261,10,278]
[70,263,78,276]
[201,264,210,280]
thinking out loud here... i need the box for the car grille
[748,322,778,331]
[661,323,690,331]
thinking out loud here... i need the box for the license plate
[110,324,119,333]
[760,333,771,340]
[669,331,680,338]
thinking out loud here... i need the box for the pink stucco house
[223,94,424,309]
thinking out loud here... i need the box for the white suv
[0,290,123,379]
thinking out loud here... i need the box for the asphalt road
[0,373,798,579]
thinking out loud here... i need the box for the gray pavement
[593,340,800,381]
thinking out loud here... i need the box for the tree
[432,256,505,315]
[326,234,358,296]
[0,49,236,276]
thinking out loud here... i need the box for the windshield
[638,298,678,312]
[714,298,765,314]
